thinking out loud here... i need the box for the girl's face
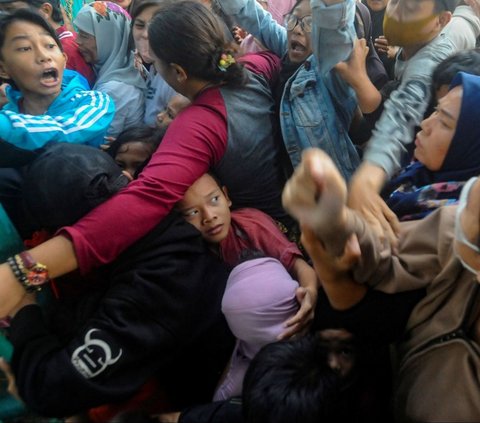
[76,30,98,64]
[132,5,160,64]
[414,86,462,171]
[286,0,313,63]
[114,140,155,179]
[0,20,66,101]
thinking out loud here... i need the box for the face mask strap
[454,177,480,253]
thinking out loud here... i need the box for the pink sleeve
[231,208,303,272]
[240,51,281,85]
[60,92,228,274]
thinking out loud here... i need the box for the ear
[438,11,452,28]
[62,52,68,68]
[170,63,187,84]
[0,61,10,80]
[222,186,232,207]
[40,2,53,19]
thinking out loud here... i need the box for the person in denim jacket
[218,0,359,181]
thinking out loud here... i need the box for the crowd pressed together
[0,0,479,421]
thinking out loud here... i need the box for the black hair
[131,0,167,20]
[127,0,170,55]
[434,0,459,13]
[107,125,165,159]
[432,48,480,93]
[0,8,63,60]
[107,124,166,177]
[27,0,64,24]
[243,336,348,423]
[148,0,246,87]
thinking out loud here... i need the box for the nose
[327,353,342,374]
[202,207,217,224]
[140,28,149,39]
[420,114,433,133]
[36,47,53,64]
[292,21,304,35]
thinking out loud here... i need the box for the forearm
[319,274,367,310]
[0,236,77,318]
[349,161,387,194]
[350,76,382,114]
[217,0,287,56]
[292,259,318,294]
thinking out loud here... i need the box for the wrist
[351,162,387,193]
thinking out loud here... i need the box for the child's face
[76,30,98,64]
[0,20,66,101]
[177,174,232,244]
[414,85,462,171]
[114,140,155,179]
[156,94,191,128]
[318,329,357,380]
[286,0,312,64]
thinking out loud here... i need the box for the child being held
[107,125,166,180]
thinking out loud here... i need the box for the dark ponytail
[148,0,246,87]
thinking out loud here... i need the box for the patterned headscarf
[74,1,144,89]
[384,72,480,221]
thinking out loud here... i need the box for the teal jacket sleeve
[0,90,115,150]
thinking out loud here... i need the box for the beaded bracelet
[7,252,49,293]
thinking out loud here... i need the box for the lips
[206,224,223,237]
[290,39,306,53]
[40,68,59,87]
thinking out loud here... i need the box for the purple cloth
[213,257,299,400]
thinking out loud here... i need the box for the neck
[22,95,57,115]
[401,44,427,60]
[186,79,218,101]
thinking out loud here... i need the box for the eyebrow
[203,188,220,199]
[437,106,457,122]
[10,31,52,42]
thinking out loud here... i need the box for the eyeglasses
[284,14,313,33]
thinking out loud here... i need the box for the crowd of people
[0,0,480,420]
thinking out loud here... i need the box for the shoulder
[239,51,282,81]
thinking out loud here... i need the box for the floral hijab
[74,1,145,90]
[383,72,480,221]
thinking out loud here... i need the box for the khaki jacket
[351,206,480,422]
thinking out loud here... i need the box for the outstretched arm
[282,148,366,309]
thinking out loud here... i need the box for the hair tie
[218,53,235,72]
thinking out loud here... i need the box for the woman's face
[76,30,98,64]
[286,0,312,63]
[132,5,159,64]
[414,86,463,171]
[0,20,66,101]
